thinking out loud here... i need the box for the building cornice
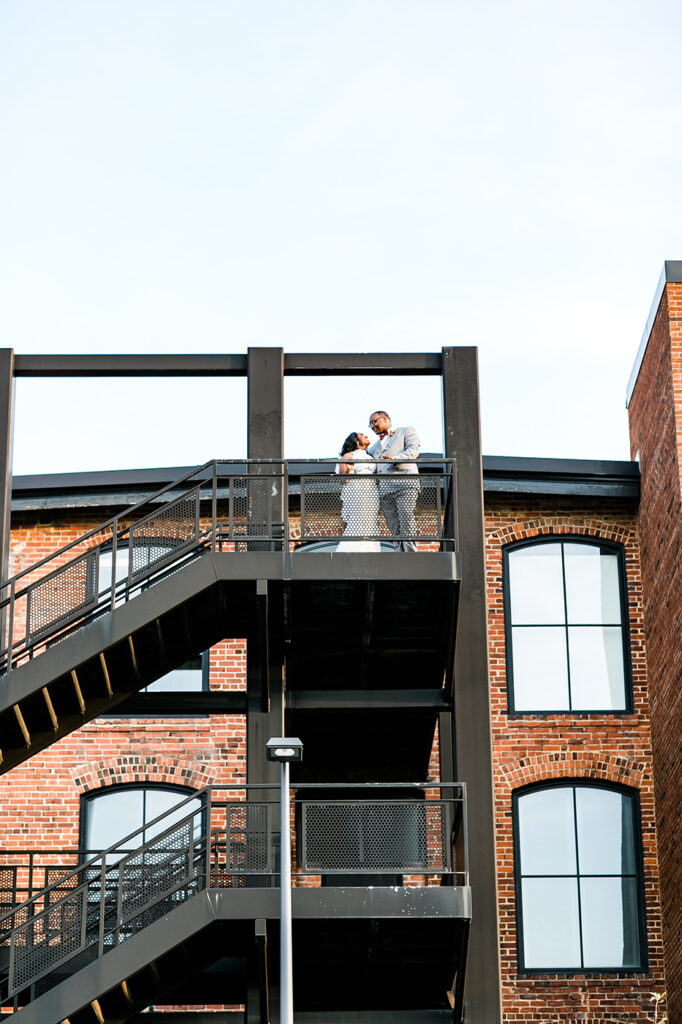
[9,456,640,512]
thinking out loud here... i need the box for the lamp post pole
[280,757,293,1024]
[265,737,303,1024]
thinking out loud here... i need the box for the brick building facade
[0,267,679,1023]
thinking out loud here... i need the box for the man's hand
[381,454,395,460]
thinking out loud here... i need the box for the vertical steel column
[247,347,284,463]
[246,350,285,779]
[0,350,15,662]
[442,346,501,1023]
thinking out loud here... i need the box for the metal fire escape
[0,348,499,1023]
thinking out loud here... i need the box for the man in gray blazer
[368,410,421,552]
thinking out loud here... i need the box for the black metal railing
[0,782,467,1004]
[0,459,457,676]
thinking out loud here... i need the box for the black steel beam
[283,353,442,376]
[255,919,270,1024]
[288,689,450,710]
[246,350,285,789]
[13,354,248,377]
[293,1014,455,1023]
[0,350,15,592]
[115,691,248,715]
[442,346,501,1023]
[247,347,284,461]
[257,580,270,714]
[12,351,442,377]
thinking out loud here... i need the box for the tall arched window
[504,538,631,712]
[514,783,646,972]
[81,784,204,860]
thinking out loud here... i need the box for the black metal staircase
[0,457,467,1021]
[0,459,459,778]
[0,784,469,1022]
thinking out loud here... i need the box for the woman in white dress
[336,432,381,553]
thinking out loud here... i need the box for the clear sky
[2,1,681,474]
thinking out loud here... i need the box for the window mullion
[572,787,586,969]
[560,544,573,711]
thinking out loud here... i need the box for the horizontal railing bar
[0,460,217,593]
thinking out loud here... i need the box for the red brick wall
[485,498,666,1023]
[628,283,682,1023]
[2,491,670,1021]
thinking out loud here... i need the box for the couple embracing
[336,410,421,553]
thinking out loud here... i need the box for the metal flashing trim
[626,260,682,408]
[483,455,640,499]
[11,455,640,511]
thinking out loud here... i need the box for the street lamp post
[266,737,303,1024]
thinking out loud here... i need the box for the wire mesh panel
[0,868,17,919]
[128,486,201,583]
[25,549,99,643]
[225,803,270,872]
[301,801,451,873]
[300,473,444,544]
[10,883,87,993]
[8,814,204,995]
[118,818,196,930]
[212,803,271,887]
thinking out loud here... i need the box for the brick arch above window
[70,756,214,795]
[496,752,646,795]
[488,518,635,548]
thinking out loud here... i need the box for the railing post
[5,577,15,677]
[110,519,118,613]
[211,461,218,553]
[98,855,107,954]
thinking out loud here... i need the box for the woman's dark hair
[340,432,361,456]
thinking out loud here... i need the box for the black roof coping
[482,456,639,499]
[9,456,640,511]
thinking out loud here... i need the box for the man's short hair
[370,410,390,420]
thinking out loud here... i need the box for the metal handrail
[0,459,457,676]
[0,782,467,1002]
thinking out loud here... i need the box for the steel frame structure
[0,347,500,1023]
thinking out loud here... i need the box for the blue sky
[2,1,681,472]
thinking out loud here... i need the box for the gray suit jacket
[368,426,421,480]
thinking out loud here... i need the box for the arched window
[504,538,631,712]
[81,784,204,860]
[514,783,646,971]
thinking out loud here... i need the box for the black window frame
[96,541,211,715]
[503,536,634,715]
[79,782,206,857]
[513,780,648,975]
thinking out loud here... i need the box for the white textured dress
[336,450,381,553]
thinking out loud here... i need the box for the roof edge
[626,260,682,408]
[10,456,640,508]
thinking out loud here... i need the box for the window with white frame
[514,784,646,972]
[505,539,631,712]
